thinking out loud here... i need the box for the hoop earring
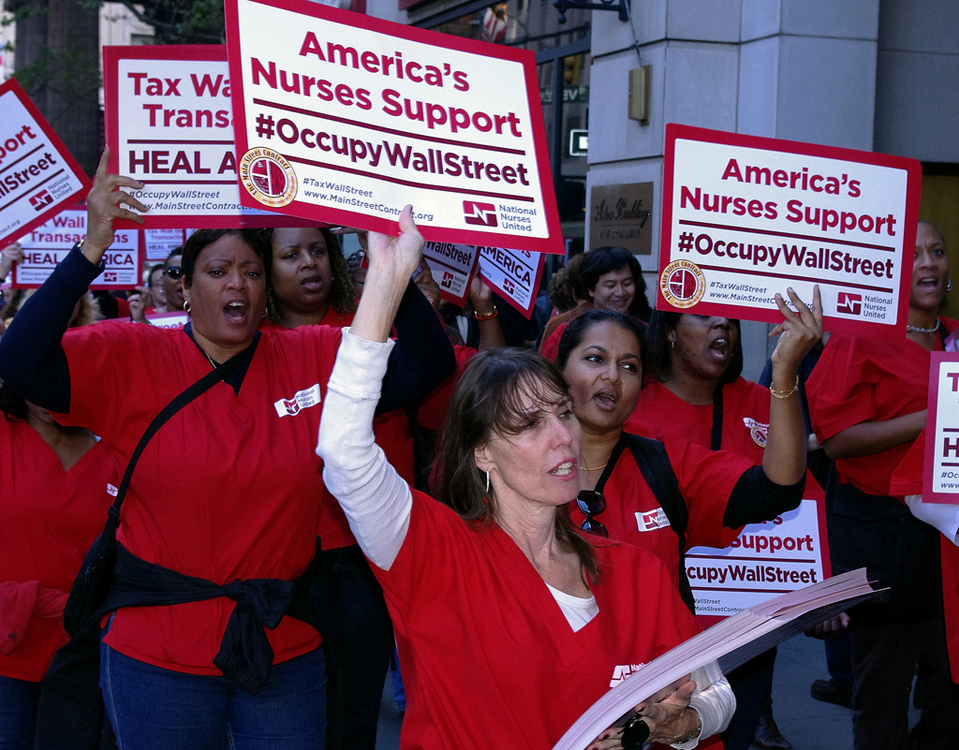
[184,301,191,315]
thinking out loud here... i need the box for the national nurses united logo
[660,259,706,309]
[239,148,297,208]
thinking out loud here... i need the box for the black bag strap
[100,346,253,537]
[613,433,696,614]
[710,382,724,451]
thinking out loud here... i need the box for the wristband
[474,305,498,321]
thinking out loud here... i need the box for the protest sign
[224,0,562,253]
[477,246,544,317]
[422,241,478,306]
[11,206,141,289]
[686,496,829,624]
[659,124,921,340]
[104,45,306,228]
[0,79,90,249]
[146,310,189,329]
[144,228,187,263]
[923,352,959,503]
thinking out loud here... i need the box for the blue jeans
[100,643,326,750]
[0,675,41,750]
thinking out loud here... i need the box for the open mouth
[593,389,618,410]
[301,275,324,291]
[549,460,576,477]
[709,336,730,362]
[223,301,248,322]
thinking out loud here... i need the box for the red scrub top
[0,416,118,681]
[807,319,959,497]
[55,321,341,674]
[376,490,701,750]
[569,434,753,584]
[891,431,959,683]
[627,378,770,464]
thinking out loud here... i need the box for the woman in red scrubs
[0,152,452,750]
[807,220,959,750]
[318,224,736,750]
[0,384,118,750]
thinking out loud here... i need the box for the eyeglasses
[576,490,608,538]
[165,266,183,280]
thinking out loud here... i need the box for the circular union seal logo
[660,259,706,309]
[239,148,297,208]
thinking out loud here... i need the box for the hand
[804,611,850,639]
[469,273,495,315]
[588,676,699,749]
[128,285,150,324]
[769,285,823,377]
[0,242,23,278]
[330,226,369,253]
[365,205,423,284]
[84,149,148,263]
[413,256,441,311]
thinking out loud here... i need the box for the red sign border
[103,44,314,230]
[11,204,144,290]
[923,352,959,503]
[0,79,92,250]
[223,0,564,254]
[478,246,544,318]
[659,123,921,341]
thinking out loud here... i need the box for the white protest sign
[659,124,921,340]
[923,353,959,503]
[686,499,828,620]
[144,228,187,263]
[224,0,563,253]
[422,241,478,306]
[104,45,306,229]
[478,245,543,317]
[0,79,90,249]
[146,310,189,329]
[11,207,141,289]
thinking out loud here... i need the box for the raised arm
[317,206,424,569]
[0,150,147,410]
[761,286,823,485]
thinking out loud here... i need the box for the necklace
[580,460,608,472]
[202,350,220,369]
[906,320,940,335]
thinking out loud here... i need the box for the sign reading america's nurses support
[104,45,306,229]
[224,0,563,254]
[0,80,90,250]
[659,124,921,341]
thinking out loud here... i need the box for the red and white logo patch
[743,417,769,448]
[635,507,670,532]
[273,384,322,418]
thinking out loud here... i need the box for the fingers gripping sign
[82,149,149,265]
[769,284,824,373]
